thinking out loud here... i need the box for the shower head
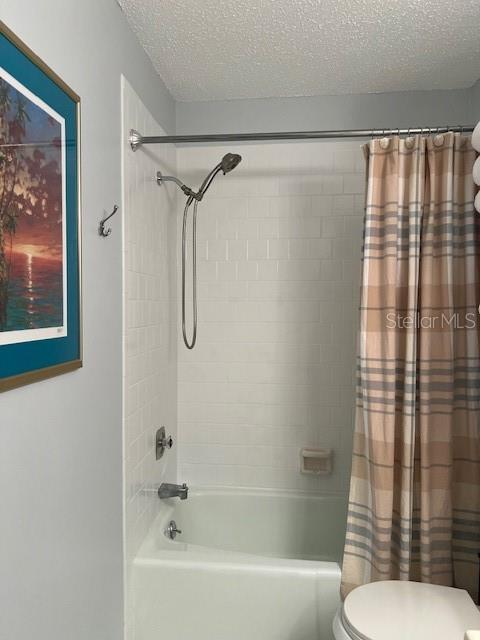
[220,153,242,174]
[196,152,242,200]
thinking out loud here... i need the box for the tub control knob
[165,520,182,540]
[155,426,174,460]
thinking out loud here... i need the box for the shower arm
[156,165,223,201]
[156,172,198,199]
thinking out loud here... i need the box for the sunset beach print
[0,67,66,345]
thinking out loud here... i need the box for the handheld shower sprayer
[156,153,242,349]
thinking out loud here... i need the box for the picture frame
[0,21,82,392]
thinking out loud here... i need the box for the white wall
[0,3,174,640]
[471,79,480,118]
[122,77,177,639]
[176,87,473,135]
[176,140,364,493]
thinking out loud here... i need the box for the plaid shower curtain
[341,132,480,601]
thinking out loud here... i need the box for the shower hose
[182,197,198,349]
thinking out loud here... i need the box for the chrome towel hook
[99,204,119,237]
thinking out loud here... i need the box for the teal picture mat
[0,31,80,379]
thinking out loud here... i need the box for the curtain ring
[380,129,391,149]
[433,128,446,147]
[405,128,415,149]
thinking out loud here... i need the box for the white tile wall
[177,141,364,493]
[122,78,177,638]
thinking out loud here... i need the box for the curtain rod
[129,125,474,150]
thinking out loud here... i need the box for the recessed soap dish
[300,448,333,475]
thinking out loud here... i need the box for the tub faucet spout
[158,482,188,500]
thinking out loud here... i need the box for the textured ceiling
[118,0,480,102]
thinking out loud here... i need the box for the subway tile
[333,194,355,214]
[227,281,249,299]
[331,237,354,258]
[301,174,324,195]
[279,218,322,238]
[334,148,356,173]
[268,239,289,259]
[217,261,237,281]
[257,260,279,280]
[354,152,366,174]
[227,239,248,261]
[123,81,177,564]
[278,176,306,195]
[237,219,259,239]
[342,259,356,281]
[177,141,361,494]
[217,218,237,240]
[309,148,334,173]
[268,197,292,218]
[320,259,343,281]
[198,281,228,300]
[311,195,334,216]
[322,216,346,238]
[248,196,270,218]
[258,219,280,239]
[225,197,249,220]
[247,239,268,259]
[307,238,332,259]
[344,215,364,239]
[288,239,309,259]
[199,301,235,322]
[321,174,344,194]
[343,173,365,194]
[277,260,321,281]
[237,261,258,281]
[196,213,217,240]
[197,260,218,281]
[207,239,228,261]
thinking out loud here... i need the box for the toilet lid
[342,581,480,640]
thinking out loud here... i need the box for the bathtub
[133,487,347,640]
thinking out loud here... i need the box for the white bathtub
[133,487,347,640]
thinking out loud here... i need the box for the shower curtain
[341,132,480,601]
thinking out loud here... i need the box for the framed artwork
[0,22,82,392]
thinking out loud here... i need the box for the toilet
[333,580,480,640]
